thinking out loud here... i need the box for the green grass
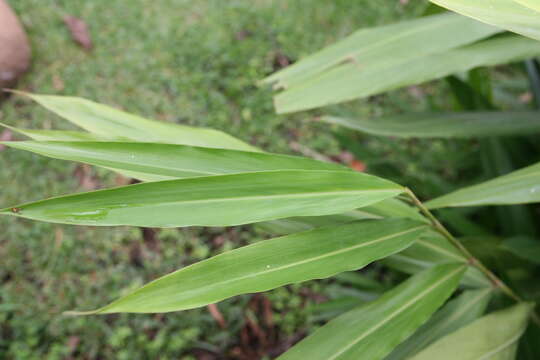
[0,0,516,358]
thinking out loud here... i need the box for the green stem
[404,188,540,324]
[405,188,517,298]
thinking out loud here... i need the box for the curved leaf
[430,0,540,41]
[426,161,540,208]
[386,288,492,360]
[321,112,540,138]
[262,12,500,90]
[14,91,258,152]
[70,219,427,314]
[0,122,108,141]
[410,302,534,360]
[1,141,347,181]
[0,170,404,227]
[272,34,540,113]
[278,263,466,360]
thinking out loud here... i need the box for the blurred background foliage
[0,0,537,359]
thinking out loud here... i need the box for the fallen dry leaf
[207,303,226,329]
[73,163,99,189]
[0,128,13,151]
[63,15,93,50]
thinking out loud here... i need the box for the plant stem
[406,188,540,326]
[404,188,522,301]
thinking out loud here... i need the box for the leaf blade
[426,161,540,208]
[278,263,466,360]
[409,302,534,360]
[72,219,427,314]
[1,170,404,227]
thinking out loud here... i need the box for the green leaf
[1,141,348,182]
[385,288,492,360]
[262,13,499,90]
[383,231,490,287]
[409,302,534,360]
[0,170,404,227]
[500,236,540,264]
[430,0,540,41]
[426,161,540,208]
[69,219,428,314]
[321,111,540,138]
[0,122,109,141]
[272,35,540,113]
[14,92,258,152]
[278,263,466,360]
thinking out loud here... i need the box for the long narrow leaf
[0,170,404,227]
[262,13,499,90]
[273,35,540,113]
[69,219,427,314]
[0,141,348,181]
[410,302,534,360]
[321,112,540,138]
[426,161,540,208]
[0,122,108,141]
[385,288,492,360]
[14,92,258,152]
[278,263,466,360]
[430,0,540,41]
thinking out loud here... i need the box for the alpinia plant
[1,90,538,359]
[2,3,540,359]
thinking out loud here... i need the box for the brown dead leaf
[63,15,93,50]
[207,303,226,329]
[73,164,99,189]
[350,159,366,172]
[0,128,13,151]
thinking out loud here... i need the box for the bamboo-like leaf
[382,231,490,287]
[0,122,109,141]
[14,92,258,152]
[321,112,540,138]
[272,35,540,113]
[0,141,348,181]
[426,161,540,208]
[385,288,492,360]
[430,0,540,41]
[410,302,534,360]
[0,170,404,227]
[278,263,466,360]
[259,198,427,235]
[68,219,427,314]
[262,13,500,90]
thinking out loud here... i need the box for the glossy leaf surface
[72,219,427,314]
[410,302,534,360]
[0,170,404,227]
[278,263,466,360]
[426,161,540,208]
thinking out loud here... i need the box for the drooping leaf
[0,170,404,227]
[14,91,258,152]
[278,263,466,360]
[269,34,540,113]
[410,302,534,360]
[430,0,540,41]
[0,141,348,182]
[383,231,490,287]
[385,288,492,360]
[426,161,540,208]
[68,218,427,314]
[321,112,540,138]
[262,12,500,91]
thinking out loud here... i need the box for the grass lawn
[2,0,523,358]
